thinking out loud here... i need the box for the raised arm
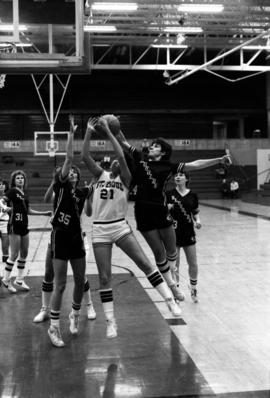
[184,155,231,172]
[98,117,131,187]
[61,114,77,179]
[115,129,132,152]
[81,117,103,179]
[44,179,54,203]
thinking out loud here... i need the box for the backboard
[0,0,89,73]
[34,131,69,156]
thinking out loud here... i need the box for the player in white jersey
[82,116,182,340]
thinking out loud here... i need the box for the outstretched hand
[97,116,111,135]
[87,117,98,133]
[69,114,78,134]
[220,155,232,166]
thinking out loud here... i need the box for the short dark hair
[151,137,172,160]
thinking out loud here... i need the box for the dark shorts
[51,228,85,261]
[8,224,29,236]
[134,202,173,232]
[175,227,196,247]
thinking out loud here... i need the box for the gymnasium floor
[0,199,270,398]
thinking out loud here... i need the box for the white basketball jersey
[0,199,9,222]
[92,170,129,222]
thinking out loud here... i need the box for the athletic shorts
[134,202,173,232]
[92,218,132,245]
[8,223,29,236]
[0,220,8,235]
[175,225,196,247]
[51,228,85,261]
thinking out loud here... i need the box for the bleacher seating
[0,150,226,202]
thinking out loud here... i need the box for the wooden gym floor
[0,199,270,398]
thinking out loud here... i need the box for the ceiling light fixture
[178,4,224,13]
[164,27,203,33]
[152,44,188,48]
[84,25,117,32]
[92,2,138,11]
[0,24,27,32]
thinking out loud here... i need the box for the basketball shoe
[2,278,17,293]
[87,302,97,320]
[48,325,65,347]
[169,283,185,302]
[14,278,30,291]
[33,307,50,323]
[69,312,79,335]
[106,318,117,339]
[166,298,182,317]
[190,287,198,303]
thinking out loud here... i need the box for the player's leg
[140,229,184,302]
[93,242,117,338]
[48,257,67,347]
[33,242,54,322]
[2,233,20,293]
[116,232,181,317]
[183,244,199,303]
[83,276,96,320]
[69,256,86,335]
[14,233,30,291]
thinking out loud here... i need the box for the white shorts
[92,218,132,245]
[0,220,8,235]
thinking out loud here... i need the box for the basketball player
[0,179,10,279]
[166,172,201,303]
[2,170,51,293]
[33,170,96,324]
[82,116,182,340]
[47,114,91,347]
[115,129,231,302]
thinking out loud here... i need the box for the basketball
[102,114,121,135]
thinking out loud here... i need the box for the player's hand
[194,221,202,229]
[87,117,98,133]
[168,203,174,210]
[220,155,232,166]
[69,114,78,134]
[97,117,110,134]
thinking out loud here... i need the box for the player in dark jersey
[33,169,96,324]
[2,170,51,293]
[82,116,182,339]
[116,129,231,302]
[0,179,10,276]
[166,172,201,303]
[47,115,92,347]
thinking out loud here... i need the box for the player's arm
[99,117,131,187]
[183,155,232,172]
[61,114,77,180]
[115,129,131,152]
[84,196,92,217]
[81,117,103,179]
[84,184,94,217]
[44,180,54,203]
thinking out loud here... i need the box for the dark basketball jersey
[51,171,91,232]
[128,146,184,205]
[166,188,199,244]
[4,187,29,229]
